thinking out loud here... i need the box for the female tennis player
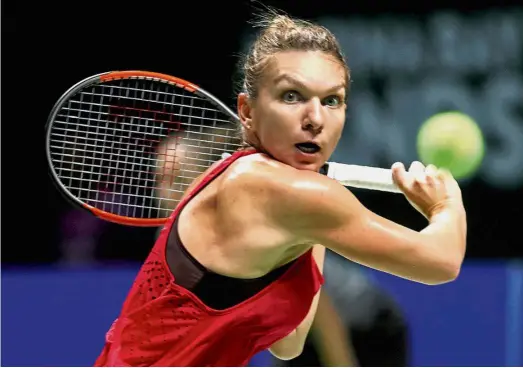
[94,11,467,367]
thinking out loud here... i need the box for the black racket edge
[44,70,240,226]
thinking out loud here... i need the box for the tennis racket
[46,70,400,227]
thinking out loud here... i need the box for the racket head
[46,70,242,226]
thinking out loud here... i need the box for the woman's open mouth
[295,142,321,154]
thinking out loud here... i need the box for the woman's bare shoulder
[223,153,325,188]
[218,153,352,219]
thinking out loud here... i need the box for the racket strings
[50,124,237,155]
[48,78,242,219]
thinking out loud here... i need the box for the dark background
[2,0,522,266]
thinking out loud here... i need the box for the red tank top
[94,150,324,367]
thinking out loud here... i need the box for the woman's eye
[323,95,341,107]
[282,91,301,103]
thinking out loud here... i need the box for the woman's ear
[237,93,253,131]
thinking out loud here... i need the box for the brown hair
[239,9,350,100]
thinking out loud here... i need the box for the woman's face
[238,50,347,172]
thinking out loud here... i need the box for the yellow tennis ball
[417,112,485,180]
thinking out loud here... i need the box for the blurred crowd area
[2,1,523,367]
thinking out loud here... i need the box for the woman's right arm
[239,159,467,285]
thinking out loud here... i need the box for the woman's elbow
[268,330,305,361]
[425,257,463,285]
[442,259,462,283]
[269,345,304,361]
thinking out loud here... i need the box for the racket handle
[324,162,402,193]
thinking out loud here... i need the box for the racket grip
[324,162,402,193]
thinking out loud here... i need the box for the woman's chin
[287,155,324,172]
[261,148,323,172]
